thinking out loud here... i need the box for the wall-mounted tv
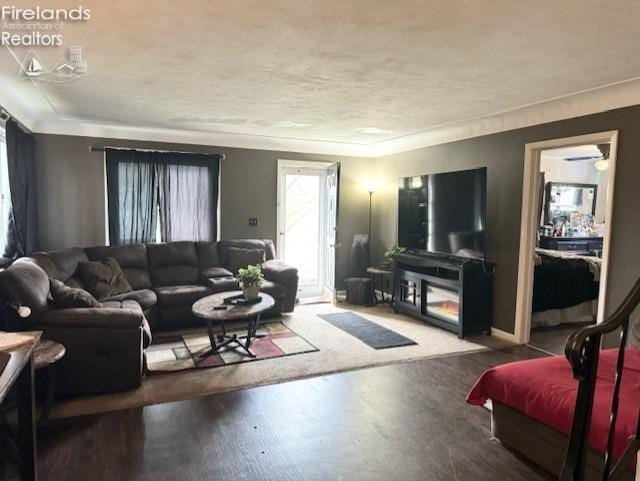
[398,167,487,259]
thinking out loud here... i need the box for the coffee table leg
[197,318,220,360]
[206,319,218,351]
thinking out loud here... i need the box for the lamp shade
[362,179,382,193]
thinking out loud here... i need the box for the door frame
[276,159,335,296]
[513,130,619,345]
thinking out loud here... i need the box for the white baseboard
[491,327,519,343]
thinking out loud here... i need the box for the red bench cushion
[466,348,640,459]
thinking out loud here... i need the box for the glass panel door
[281,169,324,294]
[324,163,340,295]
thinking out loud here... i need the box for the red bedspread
[467,348,640,458]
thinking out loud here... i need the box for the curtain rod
[90,145,225,160]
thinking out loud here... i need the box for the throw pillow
[77,257,133,301]
[49,278,101,308]
[227,247,266,274]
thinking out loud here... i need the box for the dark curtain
[106,149,160,245]
[4,120,38,258]
[158,153,218,242]
[106,149,220,245]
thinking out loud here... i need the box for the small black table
[367,267,394,305]
[192,291,275,358]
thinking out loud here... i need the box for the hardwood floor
[2,346,552,481]
[529,324,588,355]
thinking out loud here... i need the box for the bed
[532,248,601,327]
[467,349,638,480]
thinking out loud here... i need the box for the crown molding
[368,77,640,157]
[0,86,38,132]
[16,76,640,158]
[31,118,375,157]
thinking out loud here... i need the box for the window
[105,149,220,245]
[0,127,11,256]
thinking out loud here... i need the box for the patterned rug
[146,321,318,372]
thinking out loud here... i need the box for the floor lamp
[362,181,379,267]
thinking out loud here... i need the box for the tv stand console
[392,251,494,338]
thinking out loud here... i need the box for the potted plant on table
[237,264,265,300]
[381,245,406,269]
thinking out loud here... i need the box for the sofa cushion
[147,242,199,286]
[46,247,89,282]
[196,241,221,269]
[0,258,50,322]
[78,258,133,301]
[201,267,233,279]
[205,277,239,294]
[227,247,266,274]
[50,279,101,308]
[260,280,285,299]
[217,239,276,266]
[154,285,211,307]
[103,289,157,310]
[85,244,152,290]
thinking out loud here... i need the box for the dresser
[539,236,603,256]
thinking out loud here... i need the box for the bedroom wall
[373,104,640,334]
[33,134,372,288]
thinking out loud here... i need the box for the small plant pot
[242,285,260,300]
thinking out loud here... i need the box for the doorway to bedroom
[514,131,618,354]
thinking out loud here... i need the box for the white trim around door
[513,131,619,345]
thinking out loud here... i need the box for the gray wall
[374,105,640,333]
[33,134,373,288]
[32,104,640,333]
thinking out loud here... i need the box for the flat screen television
[398,167,487,259]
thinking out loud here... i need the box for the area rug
[318,312,416,349]
[49,303,492,420]
[146,322,318,372]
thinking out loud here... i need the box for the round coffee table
[192,291,275,359]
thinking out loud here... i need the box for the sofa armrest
[35,306,149,397]
[262,260,297,282]
[38,307,145,330]
[262,260,298,312]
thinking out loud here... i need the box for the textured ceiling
[2,0,640,145]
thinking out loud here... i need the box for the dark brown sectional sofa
[0,239,298,397]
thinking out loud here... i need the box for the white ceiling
[2,0,640,156]
[541,145,602,162]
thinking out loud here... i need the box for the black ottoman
[344,277,374,305]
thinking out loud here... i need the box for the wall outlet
[249,217,258,226]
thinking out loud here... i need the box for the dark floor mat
[318,312,417,349]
